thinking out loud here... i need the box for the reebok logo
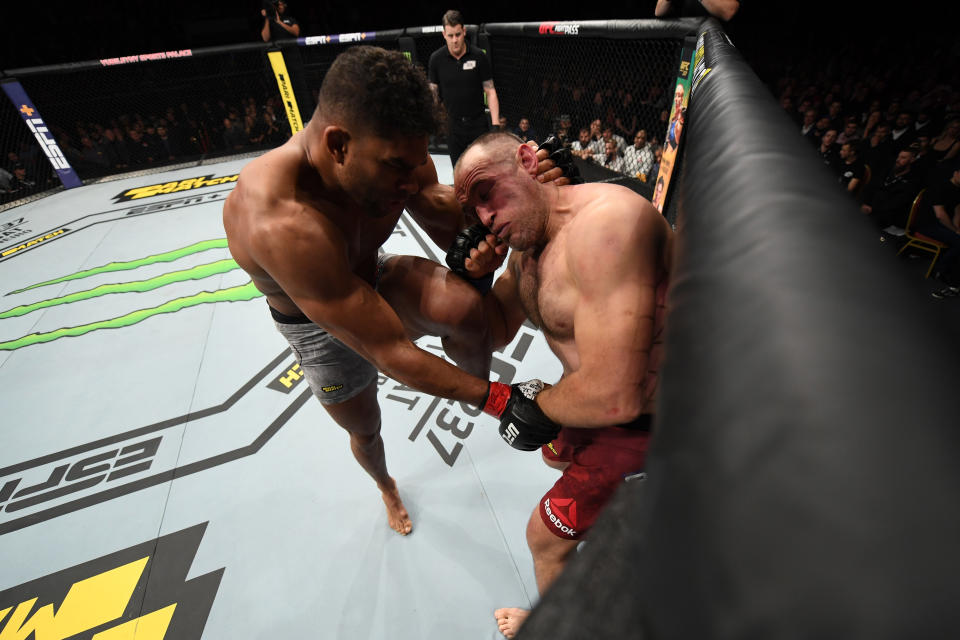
[543,497,578,537]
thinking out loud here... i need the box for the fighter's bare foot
[379,480,412,535]
[494,608,530,639]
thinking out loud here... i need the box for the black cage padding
[516,21,960,640]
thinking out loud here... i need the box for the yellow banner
[267,51,304,135]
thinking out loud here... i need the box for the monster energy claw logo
[0,523,222,639]
[0,238,263,351]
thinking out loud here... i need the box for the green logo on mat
[0,238,262,351]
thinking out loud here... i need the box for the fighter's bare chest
[515,247,576,339]
[344,214,402,265]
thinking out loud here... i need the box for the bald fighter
[223,47,567,537]
[453,132,672,637]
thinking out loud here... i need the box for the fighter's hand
[532,135,583,185]
[464,232,507,276]
[447,223,506,276]
[482,379,561,451]
[446,223,506,293]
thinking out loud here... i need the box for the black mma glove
[538,134,583,184]
[482,379,561,451]
[445,223,496,293]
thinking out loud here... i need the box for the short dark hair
[455,131,522,174]
[316,46,441,138]
[442,9,464,27]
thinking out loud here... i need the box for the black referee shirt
[428,44,492,120]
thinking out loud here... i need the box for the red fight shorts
[539,419,651,540]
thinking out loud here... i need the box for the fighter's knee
[526,512,575,561]
[349,429,382,450]
[444,283,491,338]
[525,508,553,548]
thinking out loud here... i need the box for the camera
[262,0,278,20]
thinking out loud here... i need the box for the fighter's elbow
[599,388,643,425]
[372,342,416,382]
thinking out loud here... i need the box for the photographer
[260,0,300,42]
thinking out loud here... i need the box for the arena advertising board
[652,35,698,213]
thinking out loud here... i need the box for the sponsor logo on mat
[0,523,221,639]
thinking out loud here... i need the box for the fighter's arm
[406,156,469,250]
[248,204,489,405]
[485,251,531,350]
[536,199,669,427]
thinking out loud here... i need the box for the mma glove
[482,379,561,451]
[445,223,496,293]
[538,134,583,184]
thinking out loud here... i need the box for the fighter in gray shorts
[271,253,394,405]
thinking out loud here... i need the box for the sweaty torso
[222,136,400,317]
[514,238,578,370]
[512,186,670,413]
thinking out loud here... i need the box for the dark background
[2,1,955,74]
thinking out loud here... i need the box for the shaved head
[455,131,524,176]
[454,132,549,250]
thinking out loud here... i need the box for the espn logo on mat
[0,437,163,516]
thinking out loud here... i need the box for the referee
[428,10,501,166]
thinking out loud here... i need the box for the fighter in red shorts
[452,132,672,638]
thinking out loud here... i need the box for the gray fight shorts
[271,252,395,405]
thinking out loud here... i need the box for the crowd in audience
[497,75,673,184]
[2,92,288,204]
[491,26,960,298]
[761,29,960,298]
